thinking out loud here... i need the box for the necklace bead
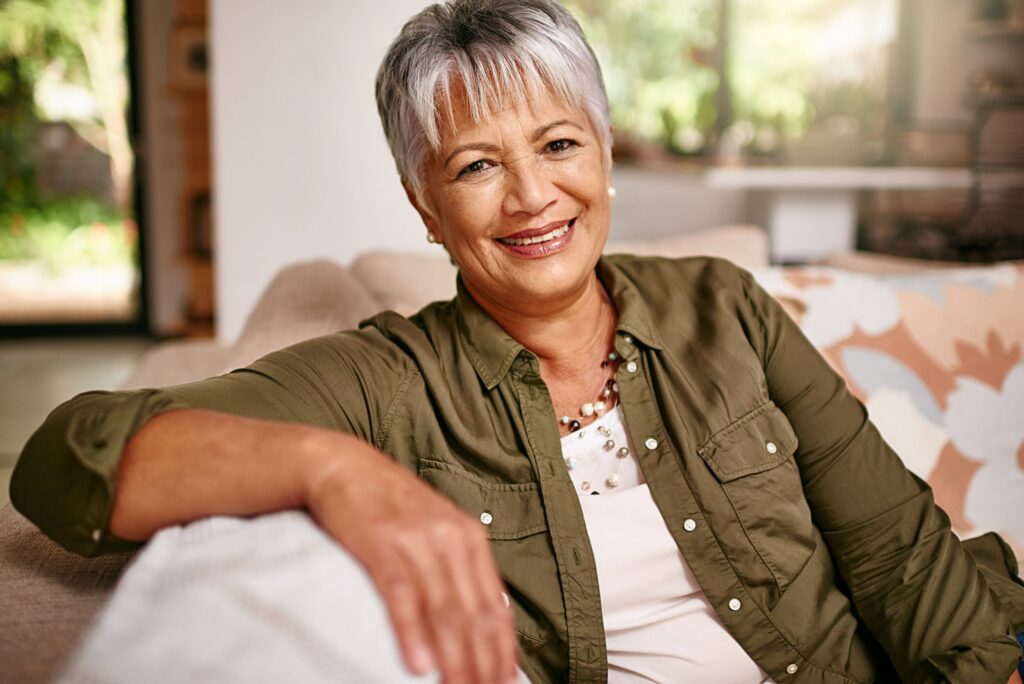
[560,415,570,425]
[569,420,581,432]
[604,439,615,451]
[617,446,629,458]
[581,403,595,417]
[606,473,620,488]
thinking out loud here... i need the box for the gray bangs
[375,0,611,195]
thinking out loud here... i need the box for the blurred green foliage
[564,0,721,153]
[0,0,135,279]
[563,0,894,158]
[0,197,135,272]
[0,55,40,207]
[0,0,95,208]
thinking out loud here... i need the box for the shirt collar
[454,255,663,391]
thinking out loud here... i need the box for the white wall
[211,0,432,343]
[209,1,743,343]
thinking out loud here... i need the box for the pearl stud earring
[426,232,437,244]
[608,186,617,198]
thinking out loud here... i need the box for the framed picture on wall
[170,23,208,90]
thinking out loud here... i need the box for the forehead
[434,79,590,148]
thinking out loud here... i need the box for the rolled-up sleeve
[11,390,187,556]
[10,333,407,558]
[737,266,1023,682]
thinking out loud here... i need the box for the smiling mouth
[496,218,576,247]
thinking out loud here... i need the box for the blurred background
[3,7,1024,679]
[0,0,1021,338]
[1,0,1022,341]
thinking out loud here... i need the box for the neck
[464,272,616,380]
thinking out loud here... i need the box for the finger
[371,566,435,676]
[466,528,519,682]
[435,524,506,683]
[395,525,473,684]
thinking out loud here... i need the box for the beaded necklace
[557,351,621,434]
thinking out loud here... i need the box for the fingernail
[410,647,434,673]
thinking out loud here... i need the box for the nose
[501,159,556,217]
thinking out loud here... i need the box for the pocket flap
[696,401,799,482]
[417,460,548,540]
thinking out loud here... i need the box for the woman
[11,1,1024,682]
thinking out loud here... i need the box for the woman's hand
[303,438,519,684]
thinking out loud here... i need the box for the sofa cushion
[818,250,1024,275]
[0,502,133,682]
[605,223,768,269]
[352,224,769,315]
[222,259,381,373]
[753,263,1024,562]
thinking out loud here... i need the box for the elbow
[10,414,119,558]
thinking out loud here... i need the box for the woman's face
[410,88,612,314]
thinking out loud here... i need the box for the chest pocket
[697,401,816,597]
[417,459,558,646]
[417,459,547,539]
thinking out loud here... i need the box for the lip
[495,218,576,259]
[499,219,573,240]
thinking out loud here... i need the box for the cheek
[558,154,610,203]
[439,184,504,242]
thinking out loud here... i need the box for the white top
[562,406,774,683]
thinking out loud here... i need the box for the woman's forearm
[108,409,369,541]
[110,409,521,683]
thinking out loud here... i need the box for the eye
[547,138,578,154]
[458,159,493,177]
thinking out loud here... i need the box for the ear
[402,180,442,243]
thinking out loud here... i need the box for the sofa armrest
[0,502,134,682]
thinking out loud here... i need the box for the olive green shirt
[11,255,1024,683]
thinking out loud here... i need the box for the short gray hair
[375,0,612,196]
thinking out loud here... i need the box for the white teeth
[498,222,571,247]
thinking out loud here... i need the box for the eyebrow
[443,119,584,169]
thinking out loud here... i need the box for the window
[563,0,901,164]
[0,0,143,328]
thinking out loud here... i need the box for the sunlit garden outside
[563,0,898,164]
[0,0,138,325]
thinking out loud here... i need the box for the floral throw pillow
[752,264,1024,562]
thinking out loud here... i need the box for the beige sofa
[3,224,1022,681]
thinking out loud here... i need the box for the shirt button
[644,437,658,450]
[480,512,493,525]
[766,441,778,454]
[786,663,799,675]
[683,518,697,532]
[626,361,638,373]
[728,598,742,611]
[91,528,102,542]
[623,334,633,344]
